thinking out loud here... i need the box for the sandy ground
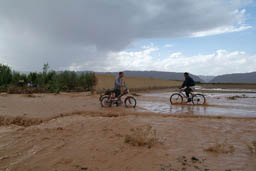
[0,91,256,171]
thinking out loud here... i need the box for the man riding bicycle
[180,72,195,102]
[114,72,124,99]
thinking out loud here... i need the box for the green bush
[0,63,97,93]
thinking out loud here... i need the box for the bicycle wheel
[101,96,112,107]
[192,94,206,105]
[125,96,136,108]
[99,94,104,101]
[170,93,183,104]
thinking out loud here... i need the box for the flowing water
[138,89,256,117]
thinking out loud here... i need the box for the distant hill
[97,71,204,82]
[210,72,256,83]
[198,75,215,83]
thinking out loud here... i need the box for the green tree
[28,72,38,83]
[43,63,49,74]
[0,64,12,86]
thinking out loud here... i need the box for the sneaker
[187,98,192,103]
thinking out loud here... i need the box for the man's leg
[185,87,192,102]
[184,87,190,97]
[115,89,121,98]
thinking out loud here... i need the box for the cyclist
[180,72,195,102]
[114,72,124,99]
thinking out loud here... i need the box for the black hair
[184,72,189,76]
[119,72,123,75]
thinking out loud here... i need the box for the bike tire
[101,96,112,107]
[124,96,136,108]
[170,93,183,104]
[99,94,104,101]
[192,94,206,105]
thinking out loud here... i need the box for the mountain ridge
[210,72,256,83]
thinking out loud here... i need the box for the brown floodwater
[0,91,256,170]
[137,90,256,118]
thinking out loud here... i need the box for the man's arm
[181,78,188,88]
[181,81,185,88]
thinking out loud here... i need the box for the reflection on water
[139,91,256,118]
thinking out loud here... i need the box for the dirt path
[0,92,256,171]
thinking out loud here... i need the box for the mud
[0,90,256,171]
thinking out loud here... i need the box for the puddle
[198,87,256,93]
[138,91,256,118]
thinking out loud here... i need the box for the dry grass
[227,96,240,100]
[0,93,8,97]
[23,94,40,98]
[0,116,43,127]
[204,139,235,154]
[96,74,180,92]
[247,140,256,154]
[227,94,248,100]
[124,124,158,148]
[130,93,141,96]
[7,86,47,94]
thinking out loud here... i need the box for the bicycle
[170,88,206,105]
[100,87,136,108]
[99,88,112,102]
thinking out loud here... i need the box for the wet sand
[0,91,256,171]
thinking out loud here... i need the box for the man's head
[119,72,124,78]
[184,72,189,78]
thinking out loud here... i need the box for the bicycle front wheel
[125,96,136,108]
[170,93,183,104]
[192,94,206,105]
[101,96,112,107]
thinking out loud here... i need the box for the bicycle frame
[108,88,129,101]
[178,89,194,98]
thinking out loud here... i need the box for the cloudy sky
[0,0,255,75]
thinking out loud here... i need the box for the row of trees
[0,64,97,93]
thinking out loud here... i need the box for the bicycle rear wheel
[125,96,136,108]
[101,96,112,107]
[192,94,206,105]
[170,93,183,104]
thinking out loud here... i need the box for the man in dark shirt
[181,72,195,102]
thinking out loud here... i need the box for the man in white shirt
[114,72,124,98]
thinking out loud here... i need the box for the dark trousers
[184,87,192,98]
[114,89,121,98]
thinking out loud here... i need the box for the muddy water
[138,91,256,117]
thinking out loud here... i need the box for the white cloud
[68,46,255,75]
[192,25,252,37]
[164,44,173,48]
[192,8,252,37]
[0,0,253,72]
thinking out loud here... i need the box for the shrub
[124,125,158,148]
[204,139,235,154]
[247,140,256,154]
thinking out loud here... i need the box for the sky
[0,0,255,76]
